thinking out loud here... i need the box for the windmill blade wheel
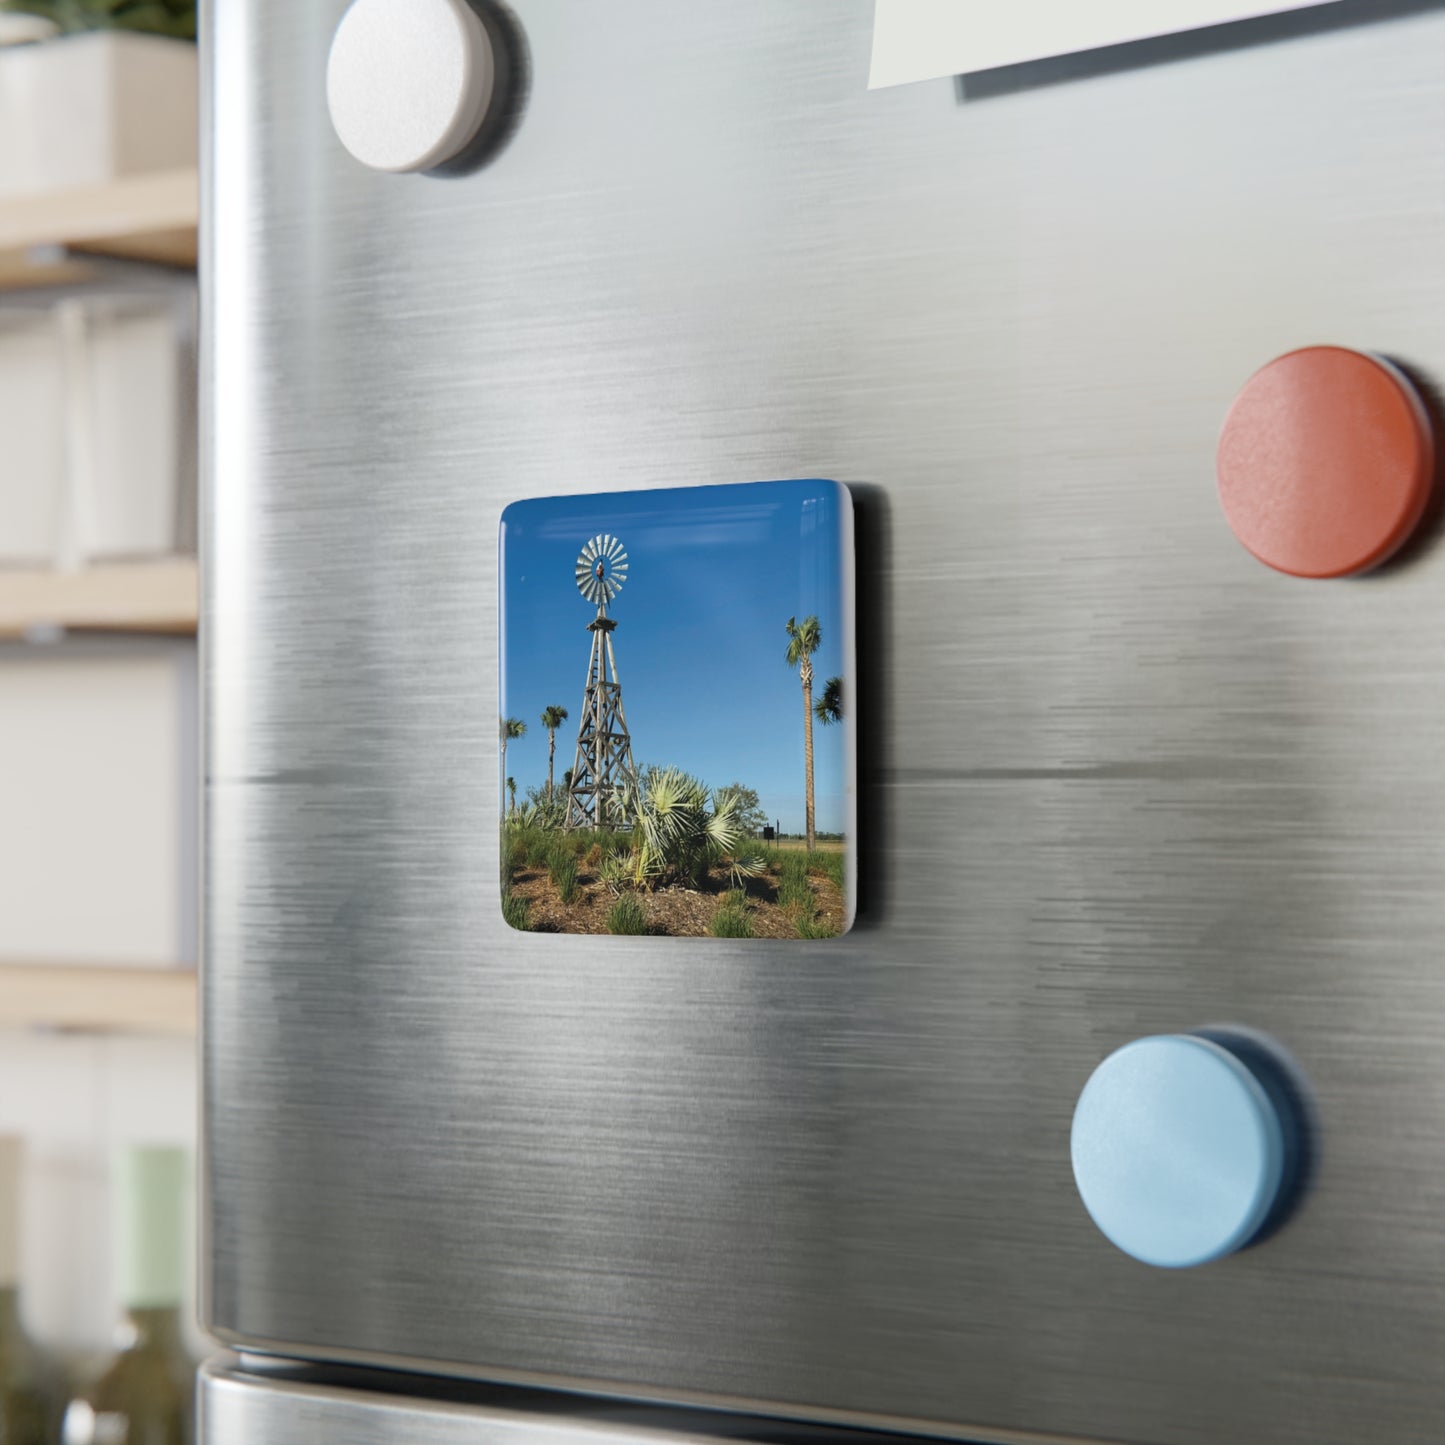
[575,533,629,606]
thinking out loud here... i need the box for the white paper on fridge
[868,0,1342,88]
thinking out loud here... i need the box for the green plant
[605,894,648,935]
[814,676,843,727]
[547,847,579,905]
[501,890,531,932]
[809,849,845,890]
[785,614,822,851]
[713,782,768,837]
[540,704,569,798]
[598,847,631,897]
[795,914,836,939]
[709,896,754,938]
[726,849,766,891]
[521,784,568,831]
[777,852,813,915]
[500,716,526,801]
[571,827,621,855]
[628,766,757,889]
[1,0,195,38]
[778,883,814,915]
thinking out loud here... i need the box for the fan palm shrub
[521,784,568,831]
[627,767,764,890]
[599,847,631,896]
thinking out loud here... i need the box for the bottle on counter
[63,1147,194,1445]
[0,1136,54,1445]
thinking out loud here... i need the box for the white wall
[0,1028,202,1363]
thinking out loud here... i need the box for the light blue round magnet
[1071,1034,1285,1269]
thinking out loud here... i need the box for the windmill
[564,534,640,829]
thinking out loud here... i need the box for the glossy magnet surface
[326,0,495,173]
[1217,346,1434,577]
[1071,1034,1285,1269]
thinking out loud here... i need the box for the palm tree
[815,676,842,727]
[500,716,526,802]
[785,615,822,851]
[506,776,518,814]
[540,704,569,798]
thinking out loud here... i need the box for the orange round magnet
[1216,346,1435,578]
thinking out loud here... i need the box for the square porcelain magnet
[499,479,855,938]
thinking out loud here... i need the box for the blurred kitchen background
[0,0,201,1393]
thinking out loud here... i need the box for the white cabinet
[0,641,196,965]
[0,33,197,201]
[0,290,193,570]
[75,298,195,561]
[0,313,65,566]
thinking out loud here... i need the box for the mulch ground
[507,862,847,938]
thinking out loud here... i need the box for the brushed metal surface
[203,2,1445,1443]
[198,1358,1018,1445]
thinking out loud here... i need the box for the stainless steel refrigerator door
[198,1360,927,1445]
[203,3,1445,1443]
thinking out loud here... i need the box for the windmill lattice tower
[564,534,640,829]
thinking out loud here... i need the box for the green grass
[709,894,754,938]
[778,883,813,913]
[511,825,625,868]
[795,914,837,939]
[572,827,622,856]
[547,847,580,904]
[808,849,845,889]
[777,851,813,914]
[501,890,531,932]
[606,894,648,935]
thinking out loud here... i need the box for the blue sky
[501,479,850,835]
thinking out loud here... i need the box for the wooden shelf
[0,559,198,638]
[0,168,198,289]
[0,963,196,1036]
